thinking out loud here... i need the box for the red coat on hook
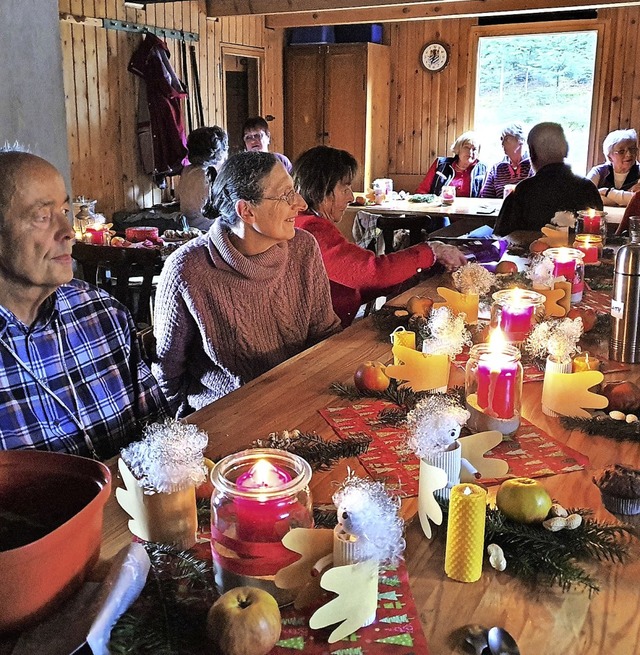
[129,32,188,186]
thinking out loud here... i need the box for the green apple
[206,586,281,655]
[496,477,552,524]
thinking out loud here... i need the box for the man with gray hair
[587,128,640,207]
[494,122,602,235]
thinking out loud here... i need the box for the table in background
[95,271,640,655]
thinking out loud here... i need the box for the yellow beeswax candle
[572,352,601,373]
[444,483,487,583]
[553,280,572,315]
[434,287,479,324]
[391,327,416,365]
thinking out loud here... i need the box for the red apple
[206,586,281,655]
[495,260,518,274]
[496,477,552,524]
[354,361,390,393]
[406,295,433,317]
[567,307,597,332]
[195,457,216,501]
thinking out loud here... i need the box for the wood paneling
[387,7,640,192]
[59,0,274,218]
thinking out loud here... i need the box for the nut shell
[543,517,567,531]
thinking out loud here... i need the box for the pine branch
[560,416,640,443]
[314,504,339,529]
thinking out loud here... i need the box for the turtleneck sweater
[152,219,341,416]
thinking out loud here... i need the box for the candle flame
[463,486,472,495]
[246,459,285,489]
[488,327,507,351]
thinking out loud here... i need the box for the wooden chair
[72,243,162,327]
[376,214,450,252]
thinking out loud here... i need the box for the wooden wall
[58,0,283,218]
[387,6,640,191]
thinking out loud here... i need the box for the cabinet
[285,43,391,192]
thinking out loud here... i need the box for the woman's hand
[427,241,467,271]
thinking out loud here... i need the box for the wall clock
[420,42,449,72]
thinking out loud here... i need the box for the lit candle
[390,327,416,365]
[573,234,602,264]
[85,226,105,245]
[572,351,601,373]
[235,459,292,541]
[581,209,601,235]
[444,483,487,583]
[544,248,585,304]
[492,288,544,342]
[441,185,456,205]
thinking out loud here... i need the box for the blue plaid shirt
[0,279,169,459]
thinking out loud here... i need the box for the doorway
[223,49,262,155]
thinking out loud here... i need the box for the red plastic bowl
[0,450,111,633]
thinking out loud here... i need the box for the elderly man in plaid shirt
[0,148,168,459]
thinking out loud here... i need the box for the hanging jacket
[129,33,188,185]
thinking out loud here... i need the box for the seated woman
[415,131,487,197]
[587,129,640,207]
[153,151,342,417]
[616,190,640,235]
[480,123,532,198]
[176,126,229,230]
[293,145,467,327]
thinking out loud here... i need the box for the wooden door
[284,46,325,165]
[324,44,368,190]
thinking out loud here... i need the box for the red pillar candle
[573,234,601,264]
[476,353,518,419]
[491,289,545,343]
[544,247,585,303]
[582,213,601,235]
[85,226,105,245]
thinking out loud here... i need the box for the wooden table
[96,274,639,654]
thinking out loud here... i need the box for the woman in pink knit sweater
[293,146,467,326]
[153,151,342,417]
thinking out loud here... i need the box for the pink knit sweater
[295,211,437,326]
[152,220,342,416]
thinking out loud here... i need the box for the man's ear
[235,199,256,225]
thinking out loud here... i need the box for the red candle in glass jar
[85,226,105,245]
[574,235,601,264]
[582,212,601,235]
[476,350,517,419]
[553,258,576,281]
[234,459,292,542]
[499,305,534,342]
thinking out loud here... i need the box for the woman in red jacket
[293,146,466,327]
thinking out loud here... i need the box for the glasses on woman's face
[612,146,638,157]
[262,188,299,206]
[244,131,266,143]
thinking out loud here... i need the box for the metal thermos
[610,239,640,362]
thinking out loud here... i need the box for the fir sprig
[560,415,640,443]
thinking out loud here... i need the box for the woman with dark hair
[177,125,229,230]
[294,145,466,327]
[153,151,341,416]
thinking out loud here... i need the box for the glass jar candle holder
[491,288,545,343]
[441,185,456,205]
[576,209,607,244]
[210,448,313,606]
[543,247,585,304]
[573,233,603,265]
[465,342,523,436]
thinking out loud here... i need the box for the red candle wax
[235,459,292,542]
[582,214,601,235]
[476,354,517,419]
[85,226,105,245]
[575,238,599,264]
[499,305,534,342]
[553,258,576,281]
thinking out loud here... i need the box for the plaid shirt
[0,279,169,459]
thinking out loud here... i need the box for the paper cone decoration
[385,346,450,392]
[533,285,568,317]
[423,443,461,502]
[541,369,607,418]
[275,528,334,609]
[433,287,479,324]
[309,559,379,643]
[115,458,197,549]
[417,460,448,539]
[458,430,509,481]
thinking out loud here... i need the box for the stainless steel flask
[610,240,640,362]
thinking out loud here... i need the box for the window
[474,29,598,174]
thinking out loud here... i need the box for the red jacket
[295,211,436,326]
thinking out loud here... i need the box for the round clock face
[421,42,449,72]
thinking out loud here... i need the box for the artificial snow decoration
[421,306,472,357]
[452,262,496,296]
[525,317,583,364]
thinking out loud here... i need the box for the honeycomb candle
[444,483,487,582]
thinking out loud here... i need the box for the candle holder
[210,448,313,606]
[576,209,607,244]
[465,342,523,436]
[543,247,585,304]
[573,234,603,265]
[441,185,456,205]
[491,288,545,343]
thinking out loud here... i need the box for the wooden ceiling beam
[205,0,640,23]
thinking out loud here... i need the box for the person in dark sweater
[494,122,603,236]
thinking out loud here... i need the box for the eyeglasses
[244,132,266,142]
[612,147,638,156]
[261,189,299,206]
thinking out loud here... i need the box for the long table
[93,272,640,654]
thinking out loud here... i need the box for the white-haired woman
[480,123,532,198]
[415,131,487,197]
[587,128,640,207]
